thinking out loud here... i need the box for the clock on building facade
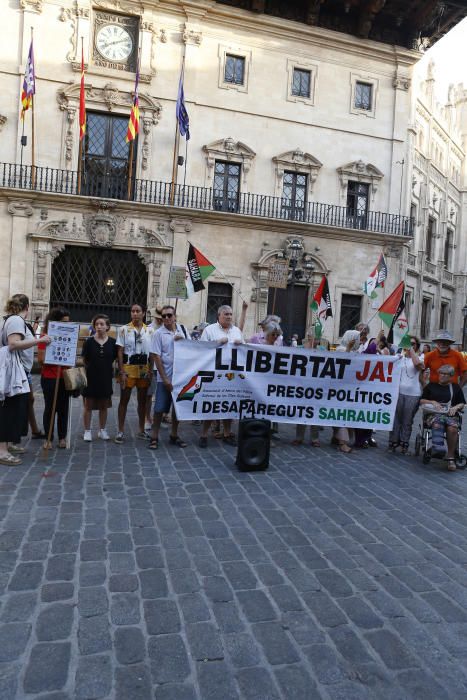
[93,12,139,72]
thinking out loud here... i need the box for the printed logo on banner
[176,371,215,401]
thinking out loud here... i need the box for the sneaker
[83,431,92,442]
[137,431,150,440]
[98,429,110,441]
[114,432,124,444]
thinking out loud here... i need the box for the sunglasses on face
[439,371,451,376]
[162,313,173,319]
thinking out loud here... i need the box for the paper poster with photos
[44,322,80,367]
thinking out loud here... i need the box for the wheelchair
[414,408,467,468]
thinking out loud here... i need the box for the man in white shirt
[148,305,189,450]
[199,305,244,447]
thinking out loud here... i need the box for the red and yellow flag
[126,68,140,143]
[79,44,86,140]
[20,39,35,120]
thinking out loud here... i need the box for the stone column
[7,199,34,296]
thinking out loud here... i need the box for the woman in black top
[420,363,465,471]
[82,314,117,442]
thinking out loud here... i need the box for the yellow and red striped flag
[126,68,140,143]
[20,39,35,120]
[79,43,86,140]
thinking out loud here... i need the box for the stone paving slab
[1,388,467,699]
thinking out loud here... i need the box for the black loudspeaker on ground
[235,418,271,471]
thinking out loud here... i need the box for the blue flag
[176,66,190,140]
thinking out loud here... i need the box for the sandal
[311,440,320,447]
[8,445,26,454]
[148,438,159,450]
[447,459,457,472]
[213,431,223,439]
[0,453,22,466]
[169,435,187,448]
[292,439,303,446]
[338,443,352,454]
[58,439,67,449]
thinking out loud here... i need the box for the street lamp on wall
[284,239,315,342]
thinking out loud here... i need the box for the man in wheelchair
[419,364,465,471]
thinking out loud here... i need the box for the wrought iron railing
[0,163,414,236]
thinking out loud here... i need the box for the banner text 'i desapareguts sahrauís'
[171,341,402,430]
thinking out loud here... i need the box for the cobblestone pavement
[1,388,467,699]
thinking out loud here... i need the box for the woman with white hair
[330,330,361,453]
[250,315,283,346]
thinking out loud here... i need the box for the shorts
[154,382,172,414]
[122,377,150,390]
[84,397,112,410]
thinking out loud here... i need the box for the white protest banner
[44,322,80,367]
[172,341,402,429]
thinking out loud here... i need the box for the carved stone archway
[57,82,162,173]
[251,238,328,327]
[28,205,171,318]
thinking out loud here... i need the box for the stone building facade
[0,0,460,341]
[406,60,467,345]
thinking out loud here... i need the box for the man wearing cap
[424,331,467,386]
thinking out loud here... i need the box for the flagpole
[127,140,134,201]
[214,267,248,304]
[126,43,141,201]
[170,44,186,206]
[77,37,84,195]
[30,27,36,189]
[20,119,26,186]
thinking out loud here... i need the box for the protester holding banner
[198,305,244,447]
[388,342,423,454]
[37,307,70,449]
[148,305,188,450]
[115,304,152,444]
[249,315,283,345]
[82,314,117,442]
[332,329,361,453]
[354,324,378,448]
[0,294,51,465]
[293,329,321,448]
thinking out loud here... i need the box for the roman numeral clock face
[96,24,133,62]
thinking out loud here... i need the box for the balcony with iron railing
[0,163,414,237]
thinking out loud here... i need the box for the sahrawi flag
[364,253,387,298]
[185,243,215,297]
[377,280,410,347]
[311,276,332,339]
[21,39,35,120]
[378,281,404,329]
